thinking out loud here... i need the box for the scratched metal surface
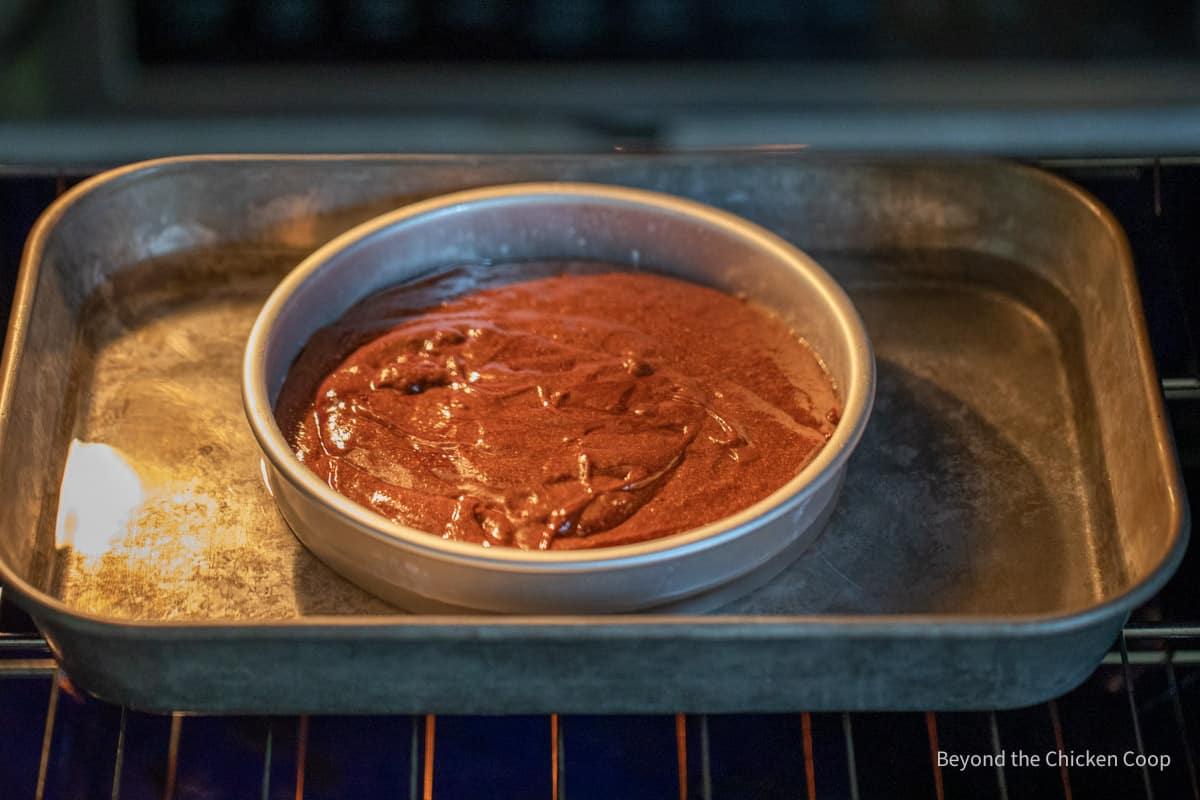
[43,248,1109,620]
[0,156,1187,712]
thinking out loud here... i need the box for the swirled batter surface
[275,264,840,550]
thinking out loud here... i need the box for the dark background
[6,0,1200,160]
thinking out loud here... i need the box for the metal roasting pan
[0,154,1188,713]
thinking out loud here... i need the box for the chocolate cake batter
[275,263,840,551]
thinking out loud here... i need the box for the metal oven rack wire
[0,159,1198,800]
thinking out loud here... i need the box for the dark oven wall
[6,0,1200,159]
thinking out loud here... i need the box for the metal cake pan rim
[241,180,876,569]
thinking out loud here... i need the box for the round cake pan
[243,183,875,614]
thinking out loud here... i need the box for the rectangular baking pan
[0,155,1187,713]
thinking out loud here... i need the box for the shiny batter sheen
[275,264,841,551]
